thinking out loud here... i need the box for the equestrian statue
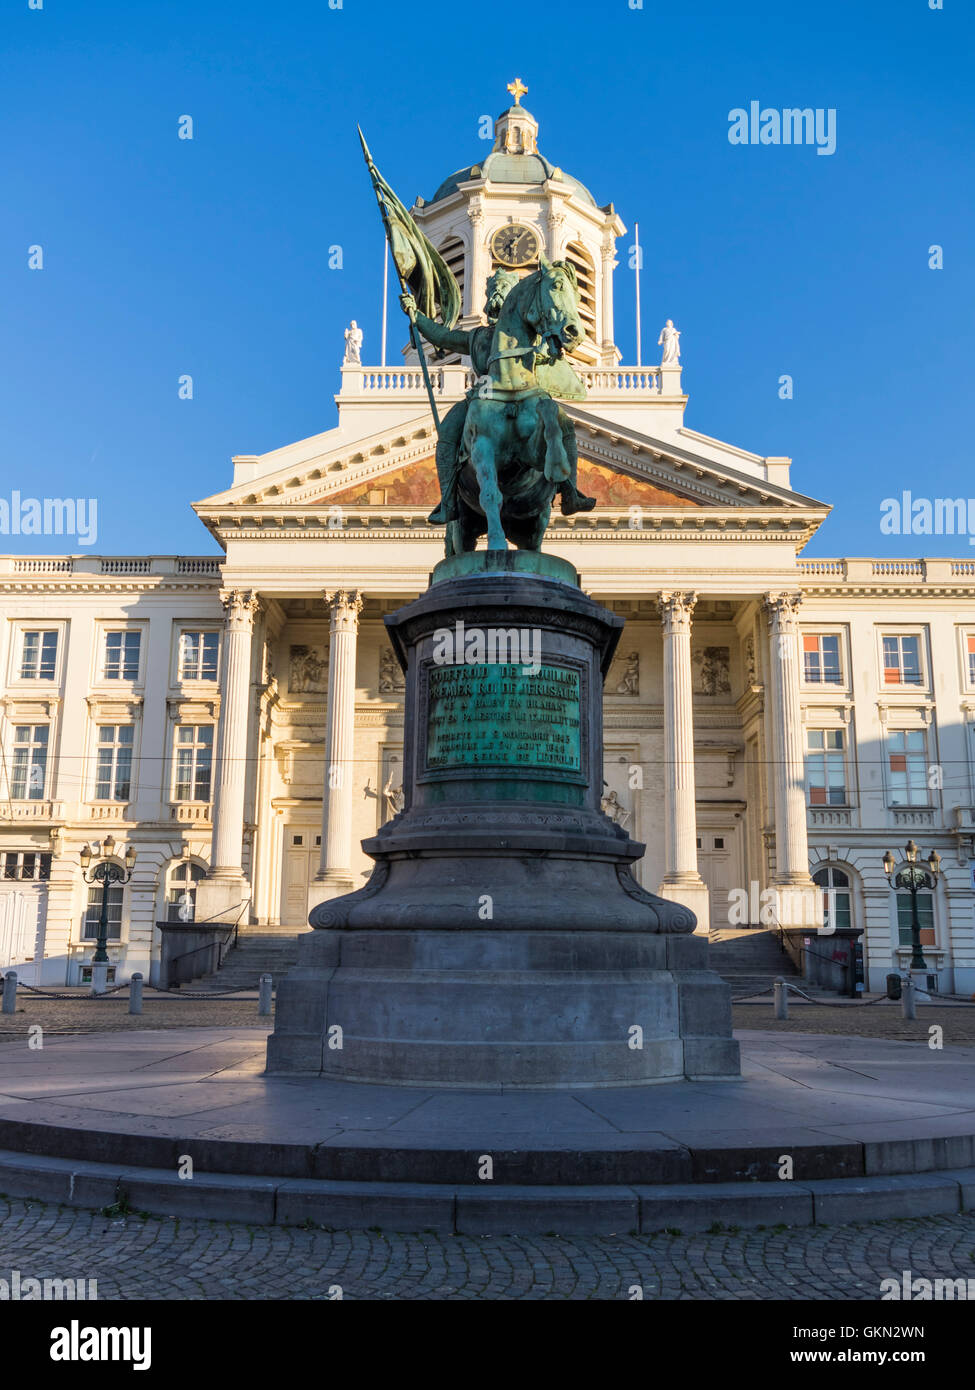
[360,129,595,556]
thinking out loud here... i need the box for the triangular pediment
[193,404,831,550]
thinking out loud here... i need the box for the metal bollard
[129,972,143,1015]
[901,977,917,1020]
[258,973,273,1017]
[774,977,789,1020]
[2,971,17,1015]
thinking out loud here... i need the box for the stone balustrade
[0,556,223,578]
[797,558,975,583]
[338,362,680,402]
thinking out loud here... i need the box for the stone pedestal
[268,551,739,1087]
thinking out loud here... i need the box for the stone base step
[0,1148,970,1234]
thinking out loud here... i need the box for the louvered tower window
[565,242,597,357]
[439,236,466,317]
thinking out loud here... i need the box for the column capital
[762,591,803,630]
[324,590,364,632]
[657,591,697,634]
[219,589,262,632]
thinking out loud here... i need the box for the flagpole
[380,241,388,369]
[634,221,642,368]
[359,128,442,435]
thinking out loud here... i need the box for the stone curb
[2,1113,974,1187]
[2,1149,974,1234]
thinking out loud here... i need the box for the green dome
[431,149,597,207]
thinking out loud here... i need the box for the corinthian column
[310,590,363,906]
[763,593,813,915]
[657,592,710,932]
[195,589,260,923]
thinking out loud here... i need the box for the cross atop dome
[493,84,538,155]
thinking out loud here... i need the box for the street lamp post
[80,835,136,993]
[883,839,941,976]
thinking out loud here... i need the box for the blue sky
[2,0,972,558]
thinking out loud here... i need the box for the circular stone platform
[1,1029,974,1234]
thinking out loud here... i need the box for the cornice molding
[0,579,221,595]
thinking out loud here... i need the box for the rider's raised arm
[401,294,471,356]
[413,314,472,355]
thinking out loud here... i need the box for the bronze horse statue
[450,259,587,555]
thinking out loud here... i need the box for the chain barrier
[731,980,975,1008]
[5,979,267,1002]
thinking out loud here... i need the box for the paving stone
[455,1185,639,1236]
[805,1173,963,1224]
[275,1178,456,1231]
[636,1180,814,1233]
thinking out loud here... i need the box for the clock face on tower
[490,224,540,268]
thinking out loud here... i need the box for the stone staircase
[193,923,810,1000]
[192,925,311,991]
[708,926,803,999]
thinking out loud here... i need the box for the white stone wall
[0,560,222,984]
[1,556,973,994]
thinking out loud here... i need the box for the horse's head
[529,258,584,360]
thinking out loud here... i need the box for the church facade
[2,92,974,994]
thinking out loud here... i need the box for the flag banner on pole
[359,130,461,331]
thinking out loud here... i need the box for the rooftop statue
[658,318,681,364]
[360,128,594,557]
[343,320,363,366]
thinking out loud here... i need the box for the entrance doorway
[696,829,739,930]
[0,885,45,978]
[280,829,321,927]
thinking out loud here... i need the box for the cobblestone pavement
[1,1197,974,1299]
[3,994,975,1043]
[0,996,272,1036]
[731,1003,975,1044]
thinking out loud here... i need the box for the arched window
[439,236,466,318]
[812,865,852,931]
[165,861,205,923]
[564,242,597,355]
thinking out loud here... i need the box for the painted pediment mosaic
[575,458,697,508]
[323,456,701,510]
[329,460,439,507]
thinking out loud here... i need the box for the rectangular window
[83,883,123,940]
[103,630,141,681]
[10,725,49,800]
[806,729,847,805]
[20,630,58,680]
[94,725,134,801]
[882,634,923,686]
[887,729,929,806]
[2,851,52,880]
[967,634,975,688]
[178,631,219,682]
[173,725,213,802]
[896,892,936,948]
[803,633,842,684]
